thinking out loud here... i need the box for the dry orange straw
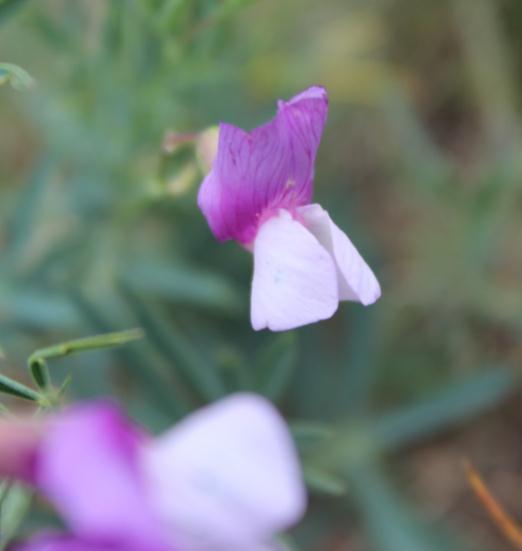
[464,459,522,549]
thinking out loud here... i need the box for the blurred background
[1,0,522,549]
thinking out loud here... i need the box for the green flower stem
[27,328,144,390]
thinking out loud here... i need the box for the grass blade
[120,282,226,402]
[0,373,39,402]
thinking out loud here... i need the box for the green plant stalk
[27,328,144,389]
[28,328,145,364]
[0,373,39,402]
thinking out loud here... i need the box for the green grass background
[1,1,521,549]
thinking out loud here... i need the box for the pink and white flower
[198,86,381,331]
[9,394,305,551]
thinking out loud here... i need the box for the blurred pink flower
[198,86,381,331]
[13,394,305,551]
[0,419,42,479]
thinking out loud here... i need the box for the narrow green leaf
[378,84,450,187]
[119,282,226,402]
[70,291,189,418]
[2,158,52,267]
[57,373,73,398]
[0,287,80,330]
[0,373,39,402]
[255,332,298,401]
[347,461,464,551]
[291,421,335,452]
[303,466,347,496]
[0,0,29,23]
[0,482,10,508]
[122,260,241,314]
[340,306,380,415]
[28,358,50,390]
[372,367,516,452]
[0,484,32,550]
[0,62,33,90]
[275,534,300,551]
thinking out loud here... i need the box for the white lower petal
[142,394,306,551]
[299,204,381,305]
[251,209,339,331]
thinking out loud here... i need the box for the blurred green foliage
[1,0,522,549]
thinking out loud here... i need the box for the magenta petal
[0,420,42,482]
[14,535,124,551]
[14,534,168,551]
[198,86,328,245]
[34,402,168,551]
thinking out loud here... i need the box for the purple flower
[198,86,381,331]
[14,394,305,551]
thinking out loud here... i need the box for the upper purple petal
[32,402,170,551]
[198,86,328,245]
